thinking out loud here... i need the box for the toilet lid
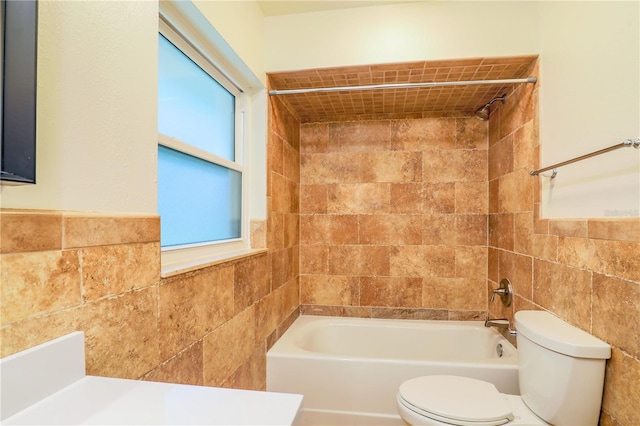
[398,376,514,426]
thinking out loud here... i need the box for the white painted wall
[0,1,159,213]
[264,1,540,71]
[538,1,640,218]
[264,1,640,218]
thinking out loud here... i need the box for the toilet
[396,310,611,426]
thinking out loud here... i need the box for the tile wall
[486,60,640,425]
[298,113,490,319]
[0,90,301,391]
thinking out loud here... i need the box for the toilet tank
[515,311,611,426]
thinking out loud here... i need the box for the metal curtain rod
[268,77,537,96]
[529,138,640,177]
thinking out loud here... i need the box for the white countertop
[1,332,303,425]
[3,376,302,425]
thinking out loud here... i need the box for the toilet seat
[397,376,514,426]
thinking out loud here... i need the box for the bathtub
[267,315,519,425]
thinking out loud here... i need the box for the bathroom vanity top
[1,332,303,425]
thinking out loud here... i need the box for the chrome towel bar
[530,138,640,177]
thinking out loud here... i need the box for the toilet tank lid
[515,311,611,359]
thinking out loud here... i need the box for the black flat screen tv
[1,0,37,184]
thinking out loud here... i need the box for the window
[158,19,247,268]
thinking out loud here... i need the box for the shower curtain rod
[529,138,640,177]
[268,77,537,96]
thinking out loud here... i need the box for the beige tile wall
[298,113,490,320]
[486,60,640,425]
[0,90,301,391]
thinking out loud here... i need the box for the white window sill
[160,248,268,278]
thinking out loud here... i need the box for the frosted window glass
[158,34,235,161]
[158,146,241,247]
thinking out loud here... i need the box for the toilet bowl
[396,311,611,426]
[396,375,547,426]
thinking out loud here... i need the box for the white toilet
[396,310,611,426]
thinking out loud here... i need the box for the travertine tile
[498,251,533,300]
[391,183,424,213]
[143,341,203,385]
[300,304,372,318]
[63,214,159,248]
[1,303,81,358]
[456,214,488,246]
[268,130,284,176]
[250,220,267,249]
[360,214,422,245]
[299,214,359,245]
[455,117,488,150]
[489,213,513,250]
[424,150,487,183]
[327,183,390,214]
[327,245,390,276]
[231,346,266,391]
[455,182,488,214]
[360,151,422,183]
[360,277,422,307]
[328,121,391,152]
[532,259,591,330]
[423,278,485,311]
[300,245,328,274]
[549,220,588,238]
[81,242,159,301]
[488,135,514,181]
[300,123,329,154]
[203,306,255,387]
[602,348,640,426]
[513,121,539,171]
[271,247,295,290]
[234,253,270,313]
[371,307,447,320]
[81,287,159,379]
[283,141,300,183]
[300,275,358,305]
[300,152,360,184]
[513,212,534,255]
[300,184,328,214]
[423,214,456,246]
[1,210,62,253]
[391,117,456,151]
[588,218,640,243]
[159,266,234,359]
[423,183,455,214]
[593,274,640,359]
[390,245,455,278]
[1,250,81,325]
[499,170,533,213]
[455,246,487,279]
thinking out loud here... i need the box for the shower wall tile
[360,277,422,307]
[391,117,456,150]
[300,116,488,317]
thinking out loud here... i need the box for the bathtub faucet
[484,318,518,336]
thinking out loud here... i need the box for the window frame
[158,18,250,271]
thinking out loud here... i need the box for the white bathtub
[267,315,519,425]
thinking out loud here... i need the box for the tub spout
[485,318,518,336]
